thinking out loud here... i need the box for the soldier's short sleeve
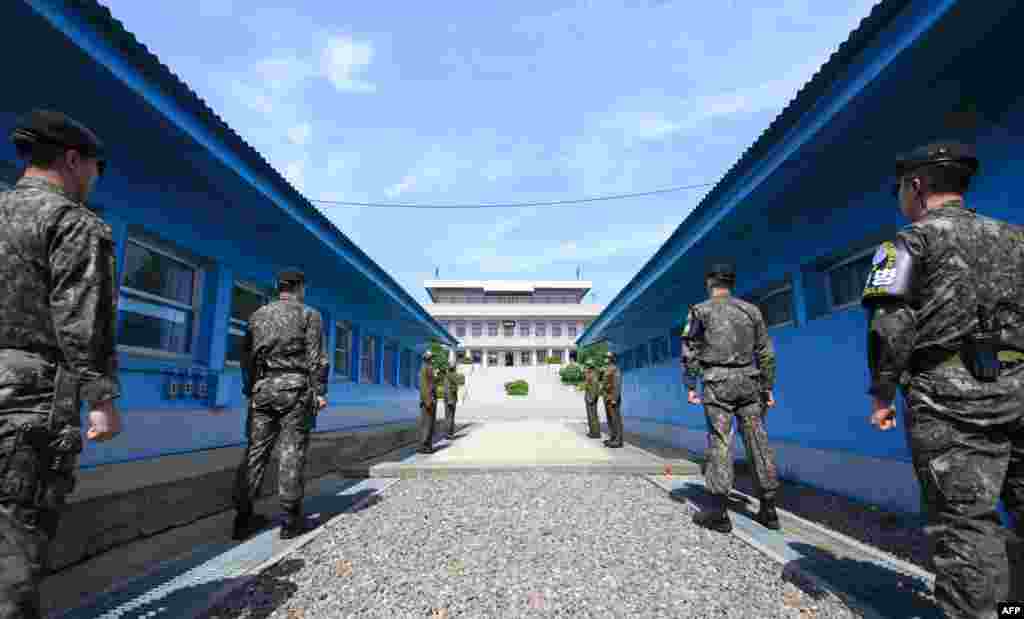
[862,233,919,308]
[48,208,121,406]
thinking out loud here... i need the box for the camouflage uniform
[417,356,437,452]
[601,356,623,447]
[583,365,602,438]
[443,364,459,438]
[0,111,118,619]
[862,143,1024,616]
[682,296,779,503]
[232,290,327,530]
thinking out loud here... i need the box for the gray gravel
[203,473,861,618]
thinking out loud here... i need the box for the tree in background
[576,340,609,370]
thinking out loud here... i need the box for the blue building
[578,0,1024,513]
[2,0,456,469]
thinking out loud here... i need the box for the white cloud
[321,35,376,93]
[385,175,417,198]
[287,122,313,146]
[283,160,305,190]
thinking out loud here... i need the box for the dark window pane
[227,330,246,363]
[758,289,794,327]
[231,285,265,322]
[830,255,873,308]
[123,242,194,305]
[119,295,192,354]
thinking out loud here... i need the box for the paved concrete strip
[54,477,399,619]
[646,475,941,619]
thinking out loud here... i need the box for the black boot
[692,494,732,533]
[232,510,271,541]
[757,497,781,530]
[280,508,313,540]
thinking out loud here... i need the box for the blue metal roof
[34,0,454,347]
[578,0,913,347]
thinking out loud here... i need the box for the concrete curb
[643,475,917,619]
[192,478,401,619]
[362,461,701,477]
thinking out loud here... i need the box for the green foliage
[559,363,584,384]
[545,356,561,364]
[504,379,528,396]
[428,341,448,375]
[576,341,609,371]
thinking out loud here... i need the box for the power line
[307,181,716,209]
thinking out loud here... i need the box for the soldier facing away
[232,268,328,541]
[417,351,437,454]
[0,110,122,619]
[863,142,1024,617]
[583,361,602,438]
[682,263,780,533]
[601,352,623,448]
[443,360,459,439]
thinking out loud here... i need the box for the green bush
[546,356,561,364]
[505,379,528,396]
[559,363,584,384]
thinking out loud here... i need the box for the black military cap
[705,262,736,282]
[10,109,105,160]
[893,141,978,195]
[277,268,305,284]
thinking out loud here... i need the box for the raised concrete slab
[359,420,701,477]
[647,475,943,619]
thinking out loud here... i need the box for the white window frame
[118,237,202,359]
[334,321,352,382]
[225,280,269,367]
[471,321,482,337]
[360,335,376,383]
[568,322,578,338]
[456,321,467,337]
[521,350,532,365]
[487,321,498,337]
[535,321,546,336]
[519,321,531,336]
[551,321,562,338]
[755,284,796,329]
[825,247,877,312]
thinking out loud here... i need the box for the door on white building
[504,351,514,367]
[487,351,498,366]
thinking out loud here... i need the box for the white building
[423,280,604,367]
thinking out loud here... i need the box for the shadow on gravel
[786,542,942,619]
[198,558,305,619]
[302,488,387,527]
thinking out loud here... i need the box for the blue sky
[99,0,877,306]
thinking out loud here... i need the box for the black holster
[962,307,1001,382]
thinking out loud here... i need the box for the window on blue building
[622,350,633,371]
[650,336,668,364]
[226,282,267,364]
[401,349,412,387]
[334,321,351,381]
[828,249,874,310]
[360,335,376,383]
[752,285,794,329]
[383,342,397,386]
[635,344,648,368]
[119,239,199,355]
[670,327,682,358]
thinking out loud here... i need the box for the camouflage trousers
[701,376,779,500]
[603,398,623,443]
[904,366,1024,618]
[0,436,71,619]
[444,402,457,437]
[584,398,600,436]
[418,401,437,448]
[232,390,313,515]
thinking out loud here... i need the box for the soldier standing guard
[0,110,123,619]
[232,269,328,541]
[601,352,623,448]
[583,362,602,438]
[417,351,437,454]
[863,142,1024,617]
[682,263,780,533]
[443,361,459,439]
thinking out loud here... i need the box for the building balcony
[448,335,580,348]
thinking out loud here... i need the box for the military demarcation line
[3,1,1024,617]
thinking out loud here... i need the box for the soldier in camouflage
[417,351,437,454]
[0,110,122,619]
[232,269,328,541]
[601,352,623,448]
[682,263,779,533]
[443,360,459,439]
[583,361,602,438]
[863,142,1024,617]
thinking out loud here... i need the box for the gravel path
[203,473,861,618]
